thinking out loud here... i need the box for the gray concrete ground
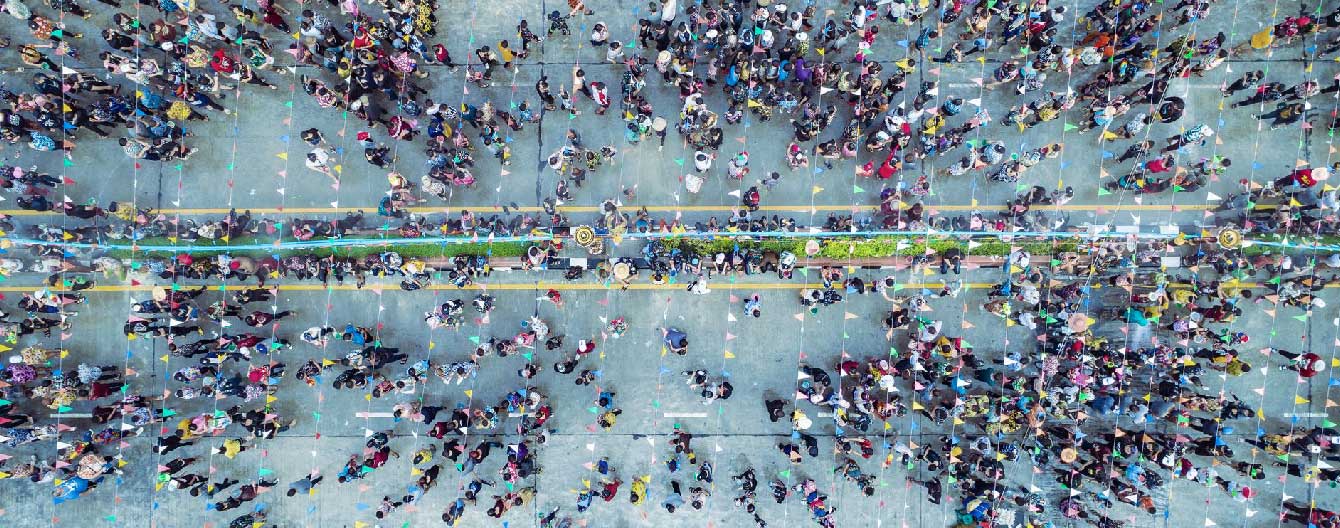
[0,0,1337,526]
[0,268,1334,527]
[0,0,1330,228]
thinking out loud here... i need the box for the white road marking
[663,412,709,418]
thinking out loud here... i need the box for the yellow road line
[0,203,1220,216]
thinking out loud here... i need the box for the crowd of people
[1,0,1340,525]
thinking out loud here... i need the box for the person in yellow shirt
[216,438,248,459]
[630,479,647,505]
[497,40,517,68]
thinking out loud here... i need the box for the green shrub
[661,235,1076,259]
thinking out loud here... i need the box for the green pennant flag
[1097,187,1111,196]
[1063,122,1078,131]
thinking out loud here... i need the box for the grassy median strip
[664,236,1079,259]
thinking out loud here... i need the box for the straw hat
[652,117,667,132]
[1059,448,1078,464]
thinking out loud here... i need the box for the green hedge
[1239,233,1340,257]
[661,236,1077,259]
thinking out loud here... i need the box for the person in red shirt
[1297,352,1324,378]
[1279,350,1325,377]
[1273,166,1330,190]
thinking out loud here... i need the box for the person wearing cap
[1277,351,1325,378]
[1273,165,1329,192]
[652,116,668,149]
